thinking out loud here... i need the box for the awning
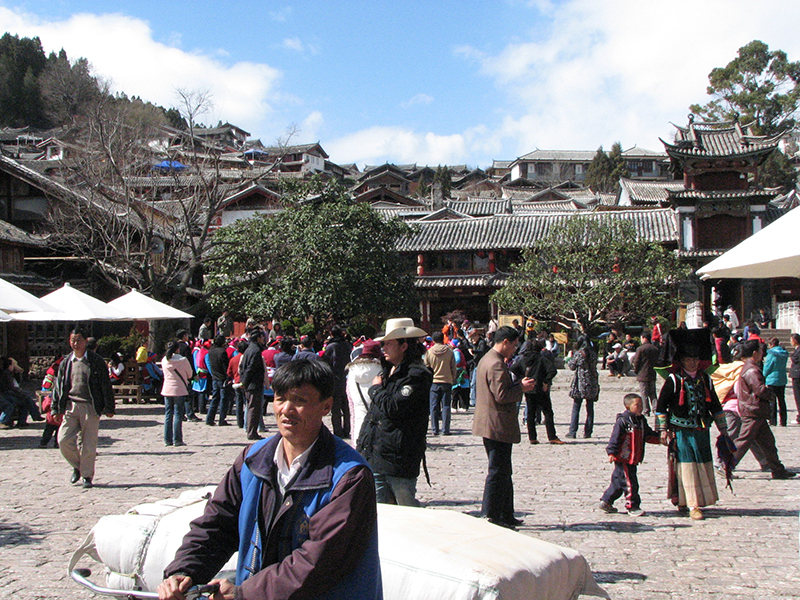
[11,283,129,321]
[107,289,193,320]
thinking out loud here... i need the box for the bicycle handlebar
[70,569,219,600]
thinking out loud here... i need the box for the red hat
[359,339,382,360]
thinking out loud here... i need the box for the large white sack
[71,488,608,599]
[378,504,608,600]
[69,486,236,591]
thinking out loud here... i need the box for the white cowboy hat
[375,318,428,342]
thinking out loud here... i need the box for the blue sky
[1,1,799,169]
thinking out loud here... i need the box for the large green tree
[584,142,628,193]
[0,33,48,127]
[690,40,800,136]
[204,179,418,327]
[492,218,690,333]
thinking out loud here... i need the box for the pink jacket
[161,355,193,397]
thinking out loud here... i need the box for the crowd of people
[4,309,798,599]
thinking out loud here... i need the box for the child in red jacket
[600,393,661,516]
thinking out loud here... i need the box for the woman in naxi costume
[655,329,730,520]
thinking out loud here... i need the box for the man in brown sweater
[472,326,534,528]
[424,331,456,435]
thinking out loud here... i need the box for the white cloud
[301,111,324,141]
[269,7,292,23]
[468,0,800,155]
[327,126,467,167]
[0,7,282,134]
[401,94,434,109]
[283,37,304,52]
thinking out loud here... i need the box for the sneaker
[689,508,703,520]
[549,438,566,445]
[627,508,645,517]
[599,501,617,513]
[772,469,797,480]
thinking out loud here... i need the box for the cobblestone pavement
[2,373,799,599]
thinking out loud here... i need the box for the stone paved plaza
[1,373,799,599]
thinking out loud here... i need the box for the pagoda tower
[660,115,784,323]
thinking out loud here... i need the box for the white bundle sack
[377,504,608,600]
[71,488,608,599]
[68,486,236,592]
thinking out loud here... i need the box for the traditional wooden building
[660,116,787,324]
[398,209,678,331]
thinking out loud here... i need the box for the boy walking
[600,393,660,516]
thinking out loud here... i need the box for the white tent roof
[11,283,129,321]
[108,290,193,320]
[0,308,10,321]
[0,277,61,313]
[697,205,800,280]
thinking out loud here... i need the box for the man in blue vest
[158,359,382,600]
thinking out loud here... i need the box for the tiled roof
[668,189,777,201]
[415,273,509,289]
[663,119,781,158]
[444,199,511,216]
[0,219,45,246]
[513,199,593,212]
[397,209,678,252]
[619,178,684,205]
[491,160,513,169]
[515,149,596,162]
[621,146,668,159]
[262,143,328,158]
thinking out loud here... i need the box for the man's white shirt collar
[274,438,317,494]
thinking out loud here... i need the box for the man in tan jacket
[424,331,456,435]
[472,326,534,528]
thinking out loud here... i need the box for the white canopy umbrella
[697,205,800,280]
[0,276,62,313]
[0,308,11,321]
[107,289,193,320]
[11,282,129,321]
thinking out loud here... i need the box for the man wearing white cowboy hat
[357,318,433,506]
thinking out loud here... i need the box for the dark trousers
[732,417,785,473]
[331,379,350,438]
[40,422,59,446]
[525,392,557,441]
[234,386,246,428]
[429,383,452,435]
[245,387,263,439]
[569,397,595,437]
[767,385,787,426]
[206,379,229,425]
[602,462,640,510]
[482,438,515,524]
[793,378,800,422]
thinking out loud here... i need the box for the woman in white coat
[346,340,383,445]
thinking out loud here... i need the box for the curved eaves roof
[396,209,678,252]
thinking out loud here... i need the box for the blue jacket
[764,346,789,386]
[165,426,382,600]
